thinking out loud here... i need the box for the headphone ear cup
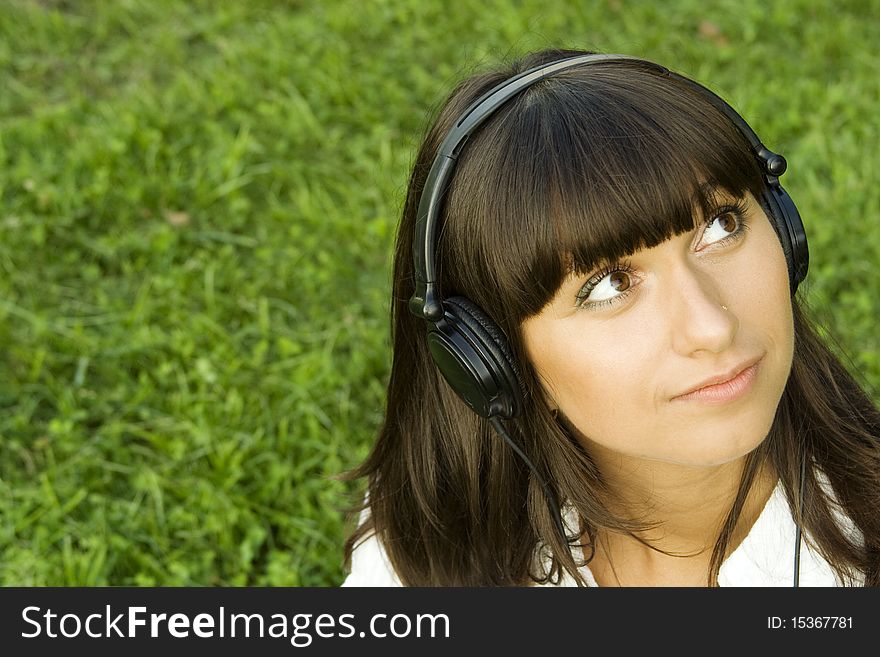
[425,296,524,419]
[759,185,809,294]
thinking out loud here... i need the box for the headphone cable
[793,451,806,587]
[488,417,570,549]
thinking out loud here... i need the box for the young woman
[341,49,880,587]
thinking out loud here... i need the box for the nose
[668,260,737,356]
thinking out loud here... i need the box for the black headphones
[409,53,809,421]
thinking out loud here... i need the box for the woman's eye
[586,270,632,303]
[700,204,748,248]
[575,261,638,310]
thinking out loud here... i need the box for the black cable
[488,417,569,547]
[793,451,807,587]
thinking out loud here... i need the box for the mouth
[672,357,763,405]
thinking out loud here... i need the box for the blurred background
[0,0,877,586]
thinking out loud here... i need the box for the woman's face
[521,190,795,469]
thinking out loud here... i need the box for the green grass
[0,0,877,586]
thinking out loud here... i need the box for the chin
[671,425,772,467]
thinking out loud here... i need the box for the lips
[674,356,764,399]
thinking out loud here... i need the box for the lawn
[1,0,877,586]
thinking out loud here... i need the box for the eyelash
[575,200,752,311]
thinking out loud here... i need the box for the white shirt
[342,478,863,586]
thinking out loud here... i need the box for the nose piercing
[721,305,728,311]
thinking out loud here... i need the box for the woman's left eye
[700,202,750,249]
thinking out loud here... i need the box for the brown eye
[717,213,737,234]
[609,271,631,292]
[701,202,750,249]
[575,260,639,310]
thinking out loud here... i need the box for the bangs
[441,64,766,325]
[547,92,762,282]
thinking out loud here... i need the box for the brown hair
[343,48,880,586]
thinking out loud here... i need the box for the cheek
[734,225,795,363]
[527,327,658,449]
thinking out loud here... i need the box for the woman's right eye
[575,260,639,311]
